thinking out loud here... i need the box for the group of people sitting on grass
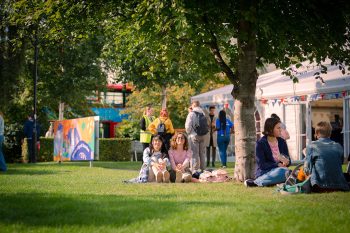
[128,114,350,192]
[244,117,349,193]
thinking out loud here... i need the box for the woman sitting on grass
[143,135,171,183]
[304,121,349,192]
[245,117,291,187]
[168,132,193,183]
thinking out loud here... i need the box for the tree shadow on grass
[3,168,67,176]
[35,161,141,171]
[0,192,227,229]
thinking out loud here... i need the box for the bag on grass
[278,163,311,194]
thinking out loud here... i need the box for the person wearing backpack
[215,110,234,168]
[185,101,209,172]
[148,109,175,152]
[304,121,349,192]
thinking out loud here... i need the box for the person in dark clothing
[244,117,290,187]
[23,115,40,163]
[206,106,217,167]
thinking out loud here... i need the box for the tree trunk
[58,102,64,120]
[161,85,167,109]
[233,0,258,181]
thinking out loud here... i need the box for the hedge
[21,137,132,162]
[98,138,132,161]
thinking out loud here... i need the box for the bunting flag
[260,91,347,106]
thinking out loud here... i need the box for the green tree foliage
[102,0,350,180]
[0,0,109,160]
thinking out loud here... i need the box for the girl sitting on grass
[168,132,193,183]
[244,117,291,187]
[143,135,171,183]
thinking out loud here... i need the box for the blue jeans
[254,167,289,186]
[0,135,7,172]
[217,135,230,166]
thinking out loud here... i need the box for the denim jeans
[254,167,289,186]
[0,135,7,171]
[217,135,230,166]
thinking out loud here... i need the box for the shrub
[3,122,23,163]
[98,138,132,161]
[21,137,132,162]
[39,137,54,162]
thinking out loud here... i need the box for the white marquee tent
[191,61,350,161]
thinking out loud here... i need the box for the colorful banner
[259,91,349,105]
[53,117,95,161]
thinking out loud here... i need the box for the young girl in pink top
[168,132,193,183]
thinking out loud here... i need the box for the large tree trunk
[233,0,258,181]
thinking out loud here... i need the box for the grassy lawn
[0,161,349,233]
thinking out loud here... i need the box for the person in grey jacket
[185,100,207,172]
[304,121,349,192]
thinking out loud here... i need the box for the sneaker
[175,170,183,183]
[156,172,163,183]
[222,166,227,168]
[244,179,258,187]
[163,171,170,183]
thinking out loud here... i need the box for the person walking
[215,110,234,168]
[140,105,155,151]
[0,111,7,172]
[23,114,40,163]
[206,106,217,167]
[185,100,208,172]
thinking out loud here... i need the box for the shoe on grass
[244,179,258,187]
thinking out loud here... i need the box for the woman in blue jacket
[245,117,290,187]
[215,110,233,168]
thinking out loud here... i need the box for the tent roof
[256,62,350,99]
[192,61,350,102]
[191,84,234,105]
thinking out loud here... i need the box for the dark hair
[218,110,227,133]
[209,106,215,110]
[149,135,167,155]
[263,117,281,136]
[270,113,281,121]
[170,132,189,150]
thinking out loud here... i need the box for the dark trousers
[27,139,36,163]
[206,146,216,166]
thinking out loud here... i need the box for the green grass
[0,162,349,233]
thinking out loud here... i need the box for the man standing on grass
[185,100,208,172]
